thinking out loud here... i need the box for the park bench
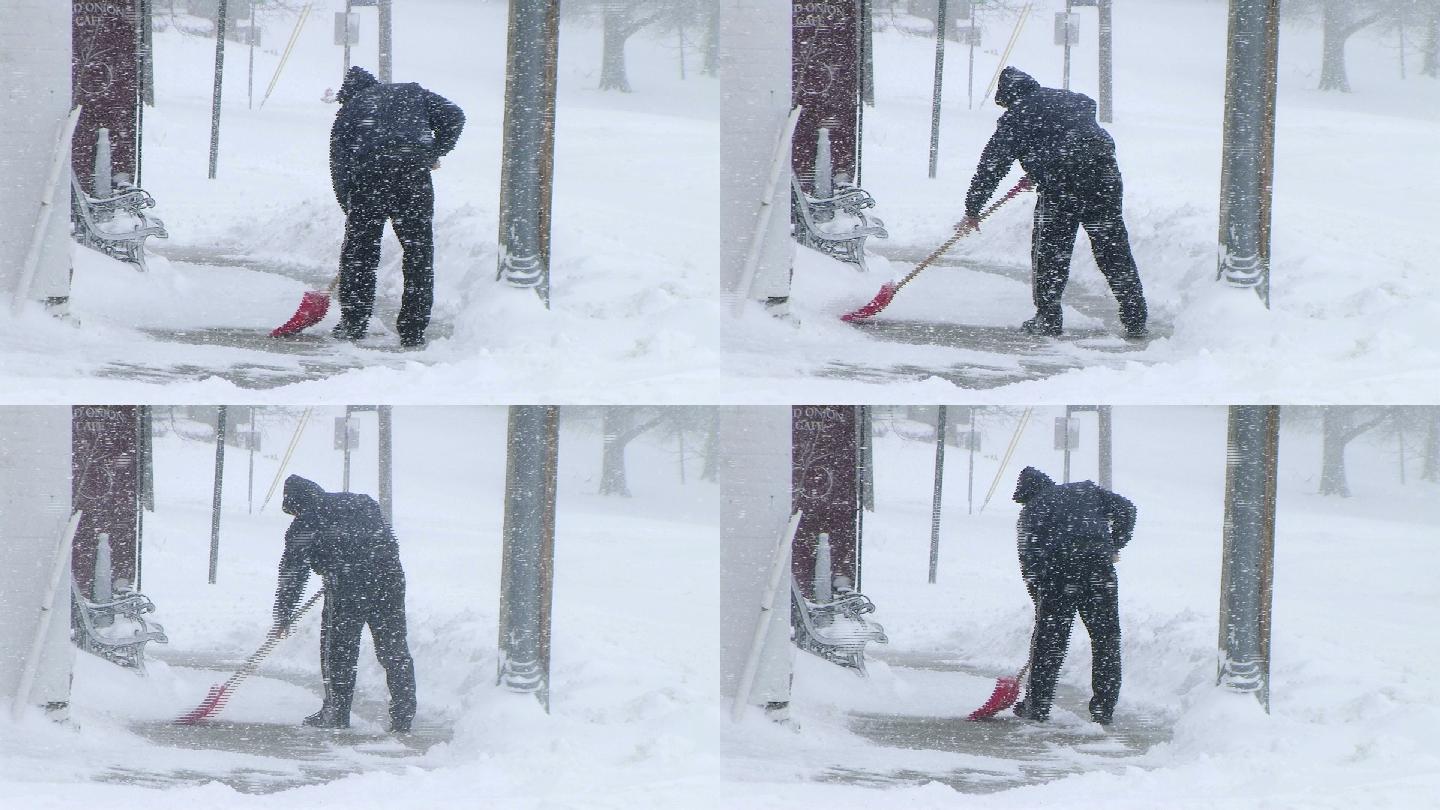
[791,174,888,272]
[791,577,888,675]
[71,171,168,272]
[72,579,168,672]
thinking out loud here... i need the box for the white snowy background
[0,0,718,400]
[727,0,1440,401]
[723,405,1440,808]
[0,406,719,808]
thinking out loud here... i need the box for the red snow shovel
[174,589,324,725]
[968,595,1043,721]
[841,176,1033,322]
[967,662,1030,721]
[271,277,339,337]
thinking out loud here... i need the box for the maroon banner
[792,405,861,599]
[72,406,141,595]
[792,0,862,190]
[73,0,142,193]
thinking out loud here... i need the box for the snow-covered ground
[726,0,1440,400]
[0,407,719,807]
[0,1,718,401]
[723,406,1440,808]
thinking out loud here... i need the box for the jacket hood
[1013,466,1056,503]
[282,475,326,516]
[337,66,380,104]
[995,66,1040,108]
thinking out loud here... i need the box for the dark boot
[1021,314,1062,337]
[302,705,350,729]
[1088,696,1113,726]
[1012,699,1047,722]
[332,320,366,342]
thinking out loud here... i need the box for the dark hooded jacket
[1012,466,1136,582]
[274,474,404,626]
[964,67,1116,218]
[329,66,466,210]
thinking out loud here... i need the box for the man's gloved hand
[955,215,981,234]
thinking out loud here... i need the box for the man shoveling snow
[962,67,1149,340]
[274,474,417,733]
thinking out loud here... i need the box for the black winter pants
[1022,558,1121,722]
[338,167,435,342]
[1030,157,1147,332]
[318,571,416,727]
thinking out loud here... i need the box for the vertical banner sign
[72,406,141,595]
[791,405,860,598]
[792,0,861,190]
[73,0,142,194]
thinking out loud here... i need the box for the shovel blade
[967,675,1021,721]
[174,683,229,725]
[271,290,331,337]
[840,282,898,322]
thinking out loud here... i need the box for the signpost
[1217,0,1280,306]
[498,406,560,711]
[73,0,142,192]
[72,406,142,596]
[793,0,862,189]
[792,405,862,596]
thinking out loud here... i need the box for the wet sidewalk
[97,653,450,795]
[825,249,1166,389]
[83,246,449,389]
[819,650,1171,794]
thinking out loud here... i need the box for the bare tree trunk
[1422,407,1440,482]
[600,408,633,496]
[1319,407,1388,496]
[600,7,632,92]
[1319,1,1386,92]
[600,407,666,496]
[701,408,719,482]
[702,1,718,77]
[1423,5,1440,77]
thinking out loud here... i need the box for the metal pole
[379,405,394,524]
[967,409,977,515]
[138,406,153,591]
[967,5,976,110]
[498,406,559,711]
[208,0,228,179]
[496,0,561,306]
[247,410,256,514]
[343,0,353,73]
[1216,0,1280,306]
[247,0,255,109]
[929,406,947,584]
[94,129,112,200]
[1062,0,1072,90]
[378,0,393,83]
[1098,0,1113,122]
[209,406,227,584]
[1098,405,1113,490]
[927,0,949,179]
[813,533,833,603]
[1217,405,1279,712]
[1062,407,1074,484]
[861,0,875,105]
[342,408,353,493]
[1398,416,1406,485]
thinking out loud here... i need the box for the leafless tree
[1318,406,1390,496]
